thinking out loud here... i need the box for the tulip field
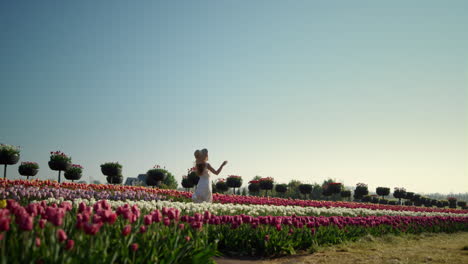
[1,179,467,264]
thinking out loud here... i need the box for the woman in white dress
[192,148,228,203]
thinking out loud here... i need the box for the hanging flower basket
[64,164,83,181]
[248,180,260,194]
[146,165,167,187]
[18,162,39,179]
[101,162,122,177]
[215,179,229,193]
[0,144,20,165]
[187,170,200,186]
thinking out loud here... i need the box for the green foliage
[160,171,178,189]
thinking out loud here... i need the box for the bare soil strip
[215,232,468,264]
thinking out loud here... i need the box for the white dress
[192,164,212,203]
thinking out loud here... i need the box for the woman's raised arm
[207,161,228,175]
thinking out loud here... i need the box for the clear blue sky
[1,1,467,193]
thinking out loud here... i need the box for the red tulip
[57,229,67,242]
[130,243,139,252]
[35,237,41,247]
[65,239,75,250]
[122,225,131,236]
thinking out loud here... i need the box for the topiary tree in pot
[226,175,242,195]
[275,184,288,197]
[146,165,167,188]
[376,187,390,199]
[49,151,72,183]
[393,187,406,205]
[0,144,20,179]
[215,179,229,194]
[298,184,312,200]
[248,180,260,196]
[258,177,274,197]
[18,161,39,180]
[354,183,369,200]
[101,162,123,184]
[64,164,83,182]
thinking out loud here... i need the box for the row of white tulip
[38,197,468,218]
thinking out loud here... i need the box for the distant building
[124,174,147,186]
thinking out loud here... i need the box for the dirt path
[215,232,468,264]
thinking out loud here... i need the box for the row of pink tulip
[1,178,466,214]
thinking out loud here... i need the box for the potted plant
[0,144,21,179]
[298,184,312,199]
[181,176,194,191]
[215,178,229,194]
[248,180,260,195]
[258,177,274,197]
[48,151,72,183]
[101,162,122,177]
[275,184,288,197]
[18,162,39,180]
[64,164,83,182]
[146,165,168,188]
[226,175,243,194]
[376,187,390,199]
[101,162,123,184]
[354,183,369,200]
[187,167,200,186]
[393,187,406,204]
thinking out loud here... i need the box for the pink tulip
[139,225,147,233]
[35,237,41,247]
[65,239,75,250]
[130,243,139,252]
[184,236,191,242]
[122,225,131,236]
[57,229,67,242]
[144,215,152,225]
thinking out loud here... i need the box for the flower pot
[248,183,260,193]
[64,170,82,181]
[187,172,200,185]
[147,170,166,182]
[181,178,194,189]
[101,166,122,177]
[0,153,20,165]
[48,160,71,171]
[259,181,273,190]
[18,167,39,177]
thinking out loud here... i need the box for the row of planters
[355,185,467,209]
[1,199,468,263]
[0,145,84,183]
[0,144,172,187]
[181,168,244,194]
